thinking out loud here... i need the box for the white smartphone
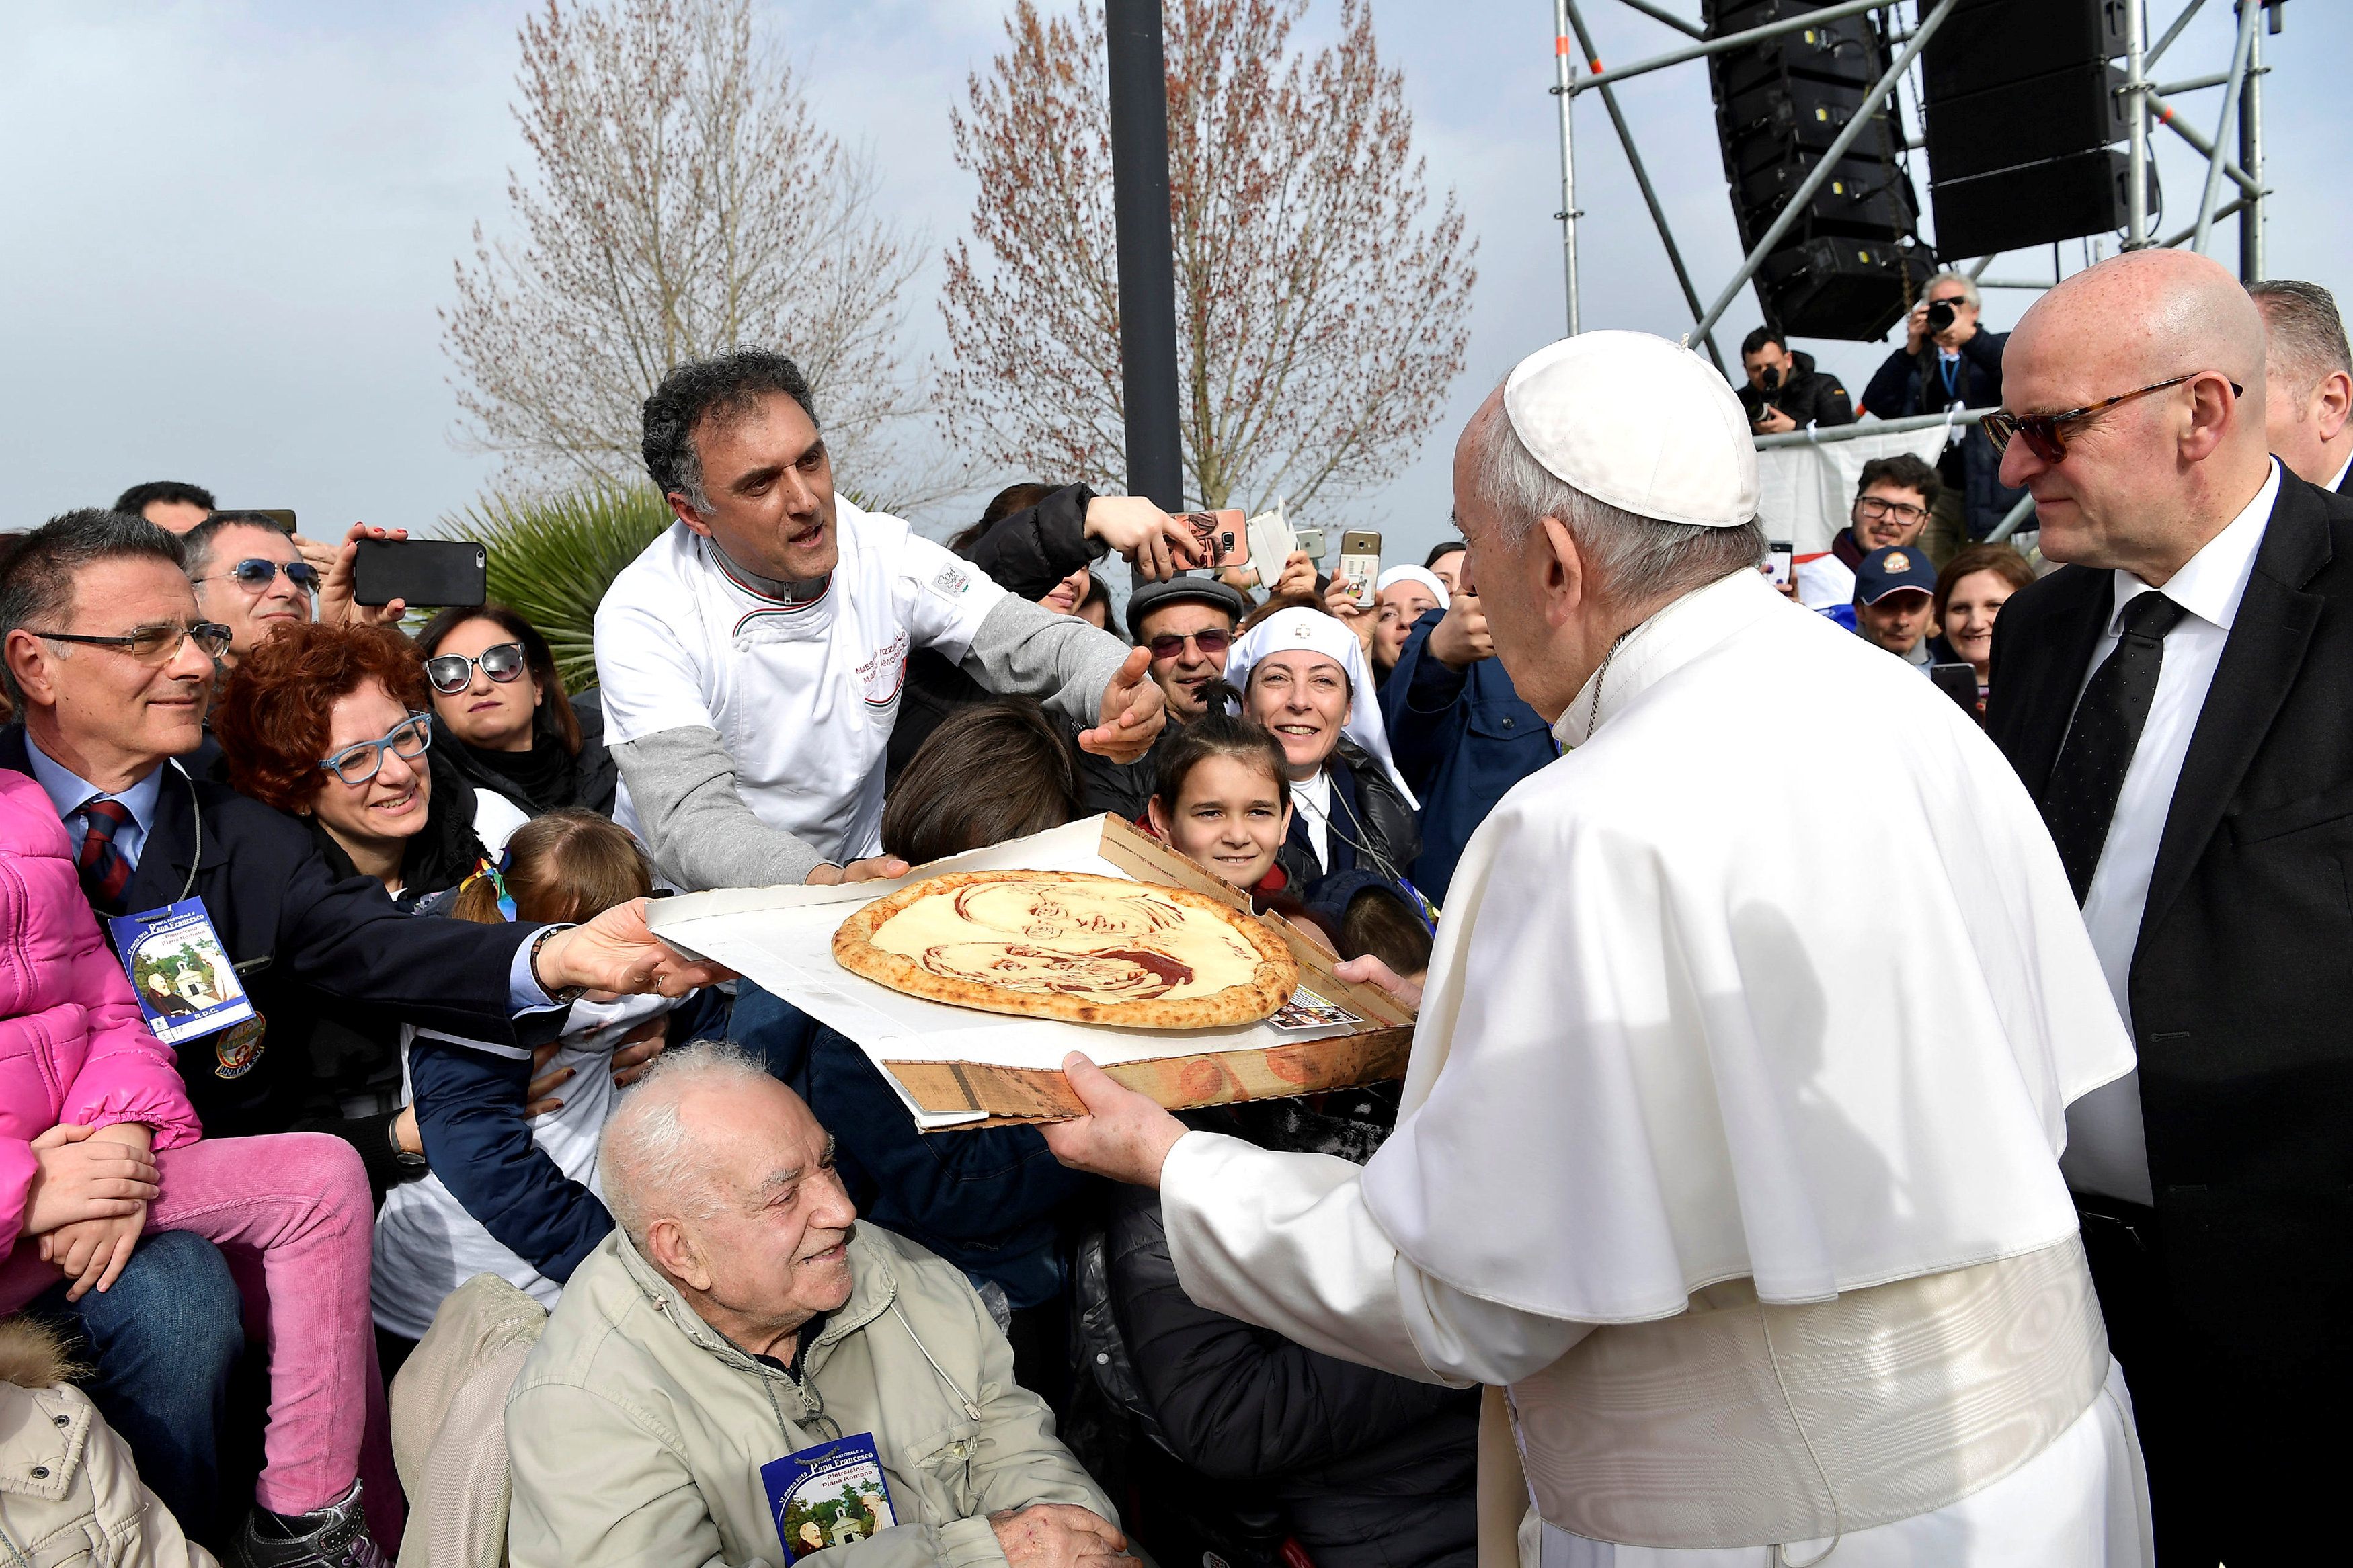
[1245,509,1295,577]
[1293,526,1328,563]
[1765,539,1795,589]
[1339,530,1382,608]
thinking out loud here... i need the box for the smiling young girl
[1143,687,1294,899]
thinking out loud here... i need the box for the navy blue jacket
[405,987,731,1283]
[1,725,556,1195]
[1378,612,1554,905]
[731,983,1096,1311]
[1859,330,2025,538]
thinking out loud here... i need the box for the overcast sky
[2,1,2343,571]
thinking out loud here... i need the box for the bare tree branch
[442,0,959,511]
[940,0,1476,513]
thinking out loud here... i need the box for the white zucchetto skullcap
[1501,331,1759,528]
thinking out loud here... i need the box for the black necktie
[2041,590,2188,903]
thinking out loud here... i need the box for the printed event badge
[762,1432,897,1561]
[107,900,256,1050]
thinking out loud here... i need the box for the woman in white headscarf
[1222,607,1421,899]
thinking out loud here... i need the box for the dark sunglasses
[1146,629,1232,660]
[194,558,321,591]
[1983,373,2242,464]
[424,641,528,695]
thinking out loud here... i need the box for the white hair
[1469,400,1765,610]
[598,1038,776,1251]
[1927,270,1981,311]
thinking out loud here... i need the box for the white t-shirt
[370,990,685,1338]
[594,498,1005,866]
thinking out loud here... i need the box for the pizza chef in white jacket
[1044,332,2155,1567]
[596,349,1200,891]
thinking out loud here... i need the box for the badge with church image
[107,899,256,1048]
[762,1432,896,1561]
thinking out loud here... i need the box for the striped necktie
[77,797,135,913]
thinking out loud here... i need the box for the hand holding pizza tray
[645,817,1417,1129]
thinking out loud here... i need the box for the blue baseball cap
[1854,546,1938,606]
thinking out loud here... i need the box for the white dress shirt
[2062,459,2281,1205]
[2326,450,2351,495]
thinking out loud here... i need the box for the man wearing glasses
[1985,248,2353,1564]
[0,509,729,1551]
[1860,270,2023,557]
[184,511,321,665]
[1074,576,1252,820]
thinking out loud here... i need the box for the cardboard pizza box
[645,815,1417,1129]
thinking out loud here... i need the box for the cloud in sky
[1,0,2343,574]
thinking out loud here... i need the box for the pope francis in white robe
[1044,333,2151,1567]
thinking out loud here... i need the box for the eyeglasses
[1983,374,2242,464]
[1856,495,1929,525]
[192,558,321,592]
[1146,629,1232,661]
[28,622,233,665]
[319,712,433,787]
[424,641,527,695]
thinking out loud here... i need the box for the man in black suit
[2251,278,2353,493]
[1985,249,2353,1567]
[0,509,727,1555]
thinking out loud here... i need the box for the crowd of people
[0,253,2347,1568]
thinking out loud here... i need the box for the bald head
[1998,249,2276,584]
[2014,249,2268,410]
[599,1038,803,1249]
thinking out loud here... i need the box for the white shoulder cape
[1358,569,2132,1323]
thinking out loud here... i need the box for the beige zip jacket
[505,1224,1114,1568]
[0,1317,216,1568]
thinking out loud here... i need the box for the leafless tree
[941,0,1476,513]
[444,0,950,507]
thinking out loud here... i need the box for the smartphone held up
[352,538,488,608]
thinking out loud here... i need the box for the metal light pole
[1553,0,1580,335]
[2124,0,2149,248]
[1106,0,1185,509]
[2239,4,2266,282]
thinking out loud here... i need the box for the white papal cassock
[1160,567,2151,1567]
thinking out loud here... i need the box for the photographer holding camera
[1860,271,2023,558]
[1736,327,1855,434]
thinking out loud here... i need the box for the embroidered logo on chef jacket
[928,563,971,600]
[856,634,911,710]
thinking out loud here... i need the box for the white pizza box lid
[647,815,1412,1130]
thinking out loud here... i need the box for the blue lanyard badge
[107,899,257,1048]
[762,1432,898,1560]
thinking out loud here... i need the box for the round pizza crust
[833,870,1299,1027]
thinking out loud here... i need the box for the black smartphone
[1929,661,1981,718]
[352,538,487,608]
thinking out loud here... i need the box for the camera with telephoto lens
[1925,299,1957,337]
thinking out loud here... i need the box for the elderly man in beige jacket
[505,1042,1125,1568]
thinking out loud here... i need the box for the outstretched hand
[1078,645,1167,761]
[1036,1053,1189,1188]
[532,899,734,999]
[1083,496,1204,582]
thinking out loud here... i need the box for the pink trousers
[0,1132,402,1542]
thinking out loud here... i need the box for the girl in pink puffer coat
[0,768,400,1556]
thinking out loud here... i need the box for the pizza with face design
[832,870,1298,1026]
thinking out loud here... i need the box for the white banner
[1754,420,1956,552]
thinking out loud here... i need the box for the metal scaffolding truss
[1546,0,2284,373]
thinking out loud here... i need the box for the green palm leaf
[446,486,674,693]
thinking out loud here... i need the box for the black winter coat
[439,693,619,817]
[886,485,1105,786]
[1273,741,1421,893]
[0,725,558,1197]
[1860,329,2026,538]
[1734,349,1855,430]
[1098,1091,1477,1568]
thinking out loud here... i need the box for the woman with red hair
[213,624,527,904]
